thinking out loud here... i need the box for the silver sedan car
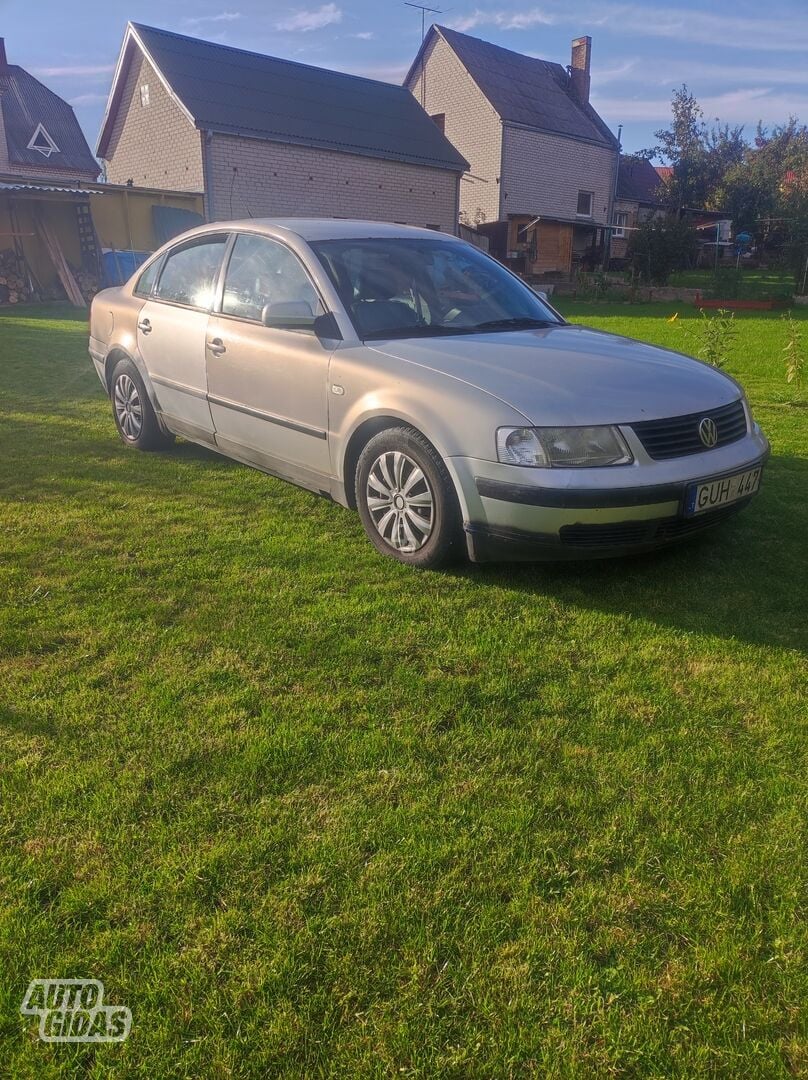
[89,219,769,567]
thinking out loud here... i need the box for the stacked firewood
[73,265,100,304]
[0,249,31,304]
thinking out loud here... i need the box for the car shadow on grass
[455,453,808,654]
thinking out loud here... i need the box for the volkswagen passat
[89,220,769,567]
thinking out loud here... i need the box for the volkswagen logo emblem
[698,417,718,448]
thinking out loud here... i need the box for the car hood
[368,324,741,426]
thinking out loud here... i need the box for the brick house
[405,26,619,276]
[610,154,666,262]
[97,23,468,233]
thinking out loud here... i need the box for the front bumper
[449,428,770,563]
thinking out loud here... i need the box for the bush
[628,216,698,285]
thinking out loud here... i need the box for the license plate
[685,466,761,516]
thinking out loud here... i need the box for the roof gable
[410,25,617,149]
[97,23,468,173]
[617,155,664,204]
[0,66,99,176]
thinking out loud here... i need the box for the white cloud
[182,11,242,29]
[276,4,343,32]
[449,7,554,32]
[594,87,808,125]
[349,31,375,40]
[448,3,808,51]
[33,64,114,78]
[69,92,109,106]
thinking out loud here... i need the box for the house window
[576,191,594,218]
[140,84,150,107]
[612,211,629,238]
[430,113,446,134]
[27,123,59,158]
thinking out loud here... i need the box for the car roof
[174,218,463,244]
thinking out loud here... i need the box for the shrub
[628,216,698,285]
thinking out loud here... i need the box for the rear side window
[133,257,161,298]
[154,237,227,309]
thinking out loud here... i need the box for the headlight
[496,426,633,467]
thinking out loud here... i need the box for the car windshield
[309,237,565,340]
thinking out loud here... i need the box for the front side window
[154,237,227,308]
[221,233,322,323]
[576,191,594,217]
[311,237,563,341]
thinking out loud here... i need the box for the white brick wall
[406,34,501,226]
[103,49,204,191]
[501,125,617,225]
[207,133,459,232]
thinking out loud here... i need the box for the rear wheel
[356,426,461,568]
[110,358,173,451]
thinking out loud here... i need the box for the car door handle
[137,318,152,334]
[207,338,226,357]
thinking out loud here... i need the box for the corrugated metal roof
[0,181,105,194]
[0,67,100,178]
[617,155,664,204]
[99,24,467,173]
[413,26,618,149]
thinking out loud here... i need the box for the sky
[2,0,807,162]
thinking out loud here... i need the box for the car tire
[355,426,462,568]
[109,358,173,451]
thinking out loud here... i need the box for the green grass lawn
[1,302,806,1078]
[666,269,797,301]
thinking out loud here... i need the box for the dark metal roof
[617,155,664,204]
[409,26,617,149]
[99,24,467,173]
[0,66,99,178]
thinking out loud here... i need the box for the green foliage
[649,85,746,213]
[677,308,738,368]
[783,312,805,391]
[627,215,698,284]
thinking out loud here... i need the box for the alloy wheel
[366,450,435,552]
[113,373,143,441]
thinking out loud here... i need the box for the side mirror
[260,305,342,340]
[261,304,316,331]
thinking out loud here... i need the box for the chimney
[0,39,8,73]
[569,35,591,104]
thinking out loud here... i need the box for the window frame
[132,253,164,298]
[576,190,595,218]
[612,211,629,239]
[212,230,330,331]
[148,233,230,313]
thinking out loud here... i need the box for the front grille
[560,503,747,550]
[631,399,747,460]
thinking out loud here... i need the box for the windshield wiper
[468,317,559,333]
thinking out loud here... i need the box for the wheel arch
[104,347,171,435]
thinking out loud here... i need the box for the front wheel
[355,426,462,568]
[110,358,173,451]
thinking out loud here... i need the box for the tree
[649,86,709,213]
[627,216,698,284]
[649,86,745,213]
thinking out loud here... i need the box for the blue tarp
[101,249,151,287]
